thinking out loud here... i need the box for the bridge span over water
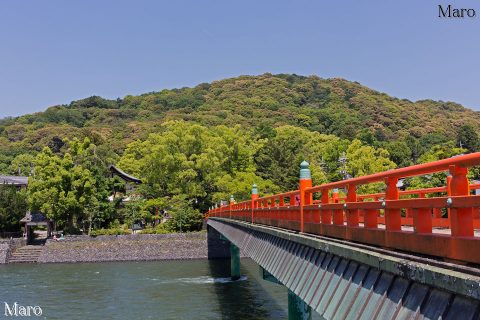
[206,153,480,320]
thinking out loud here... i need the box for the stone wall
[38,232,208,263]
[0,243,9,264]
[0,238,26,264]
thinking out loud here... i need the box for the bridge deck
[208,217,480,320]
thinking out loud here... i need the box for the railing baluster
[412,208,432,234]
[364,209,378,229]
[385,177,401,231]
[449,165,473,237]
[346,184,358,227]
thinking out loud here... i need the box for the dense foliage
[0,73,478,234]
[0,186,28,232]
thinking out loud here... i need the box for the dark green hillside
[1,72,479,176]
[3,74,479,153]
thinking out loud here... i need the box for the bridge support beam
[288,289,311,320]
[261,266,281,284]
[208,224,242,280]
[230,243,240,280]
[260,266,311,320]
[207,224,231,260]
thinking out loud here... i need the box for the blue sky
[0,0,478,117]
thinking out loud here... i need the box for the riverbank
[0,238,26,263]
[36,232,208,263]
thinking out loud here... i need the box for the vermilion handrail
[307,152,480,192]
[206,152,480,264]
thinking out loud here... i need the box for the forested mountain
[1,73,479,162]
[1,73,479,232]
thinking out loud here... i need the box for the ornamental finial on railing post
[299,160,311,180]
[251,183,259,223]
[229,195,234,219]
[299,160,312,233]
[252,183,258,196]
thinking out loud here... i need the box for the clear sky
[0,0,478,118]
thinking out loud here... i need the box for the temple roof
[20,212,51,224]
[109,165,142,184]
[0,175,28,186]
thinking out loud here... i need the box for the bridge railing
[206,152,480,264]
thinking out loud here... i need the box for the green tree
[384,141,412,167]
[9,154,35,176]
[456,124,479,152]
[346,139,396,193]
[355,128,377,146]
[29,148,93,231]
[255,126,338,191]
[122,200,149,227]
[142,198,168,217]
[118,121,261,211]
[28,142,107,233]
[164,196,203,232]
[407,143,466,189]
[68,138,117,230]
[213,171,279,203]
[0,186,28,232]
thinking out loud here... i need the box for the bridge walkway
[208,218,480,320]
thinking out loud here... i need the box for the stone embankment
[37,232,208,263]
[0,243,9,263]
[0,238,26,264]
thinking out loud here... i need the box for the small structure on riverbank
[20,212,53,244]
[0,175,28,189]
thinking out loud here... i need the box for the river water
[0,259,322,319]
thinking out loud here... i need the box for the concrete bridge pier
[230,243,240,280]
[288,290,312,320]
[261,266,312,320]
[207,224,231,260]
[207,224,241,280]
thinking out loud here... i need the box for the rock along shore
[37,232,208,263]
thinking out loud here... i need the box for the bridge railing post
[299,161,312,233]
[449,165,473,237]
[385,177,401,231]
[251,184,258,223]
[229,195,235,219]
[446,174,452,227]
[346,184,358,227]
[320,188,331,225]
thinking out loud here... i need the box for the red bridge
[207,153,480,265]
